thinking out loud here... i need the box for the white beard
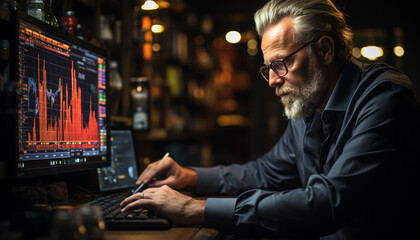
[279,56,327,120]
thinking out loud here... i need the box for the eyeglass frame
[259,37,321,82]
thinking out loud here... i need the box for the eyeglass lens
[261,61,287,81]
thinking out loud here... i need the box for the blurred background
[3,0,418,169]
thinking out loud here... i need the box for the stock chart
[18,24,106,154]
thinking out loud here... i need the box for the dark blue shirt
[194,59,420,239]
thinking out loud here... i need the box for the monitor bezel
[10,11,111,178]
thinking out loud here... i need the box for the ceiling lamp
[225,31,241,44]
[141,0,159,10]
[361,46,383,60]
[151,24,164,33]
[393,46,404,57]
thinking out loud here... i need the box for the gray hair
[254,0,353,62]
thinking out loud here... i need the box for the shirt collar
[324,58,362,112]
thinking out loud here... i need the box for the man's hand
[136,157,198,189]
[120,185,206,225]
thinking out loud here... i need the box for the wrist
[184,199,205,225]
[185,168,198,188]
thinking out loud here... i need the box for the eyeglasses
[259,38,319,82]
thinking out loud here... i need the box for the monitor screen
[14,14,110,177]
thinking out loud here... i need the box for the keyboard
[84,194,171,230]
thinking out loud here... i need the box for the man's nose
[268,70,284,88]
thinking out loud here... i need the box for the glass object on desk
[26,0,44,21]
[44,0,58,27]
[76,206,105,240]
[50,209,84,240]
[130,77,150,131]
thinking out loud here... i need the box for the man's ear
[317,35,335,65]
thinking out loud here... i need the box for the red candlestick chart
[20,54,99,151]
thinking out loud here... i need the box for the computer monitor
[10,12,110,178]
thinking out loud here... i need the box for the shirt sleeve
[204,197,236,228]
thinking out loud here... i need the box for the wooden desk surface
[105,227,221,240]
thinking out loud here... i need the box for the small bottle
[100,15,113,42]
[130,77,150,131]
[60,11,77,35]
[26,0,44,21]
[75,24,85,40]
[44,0,58,27]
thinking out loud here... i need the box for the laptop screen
[97,129,139,192]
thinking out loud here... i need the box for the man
[121,0,420,238]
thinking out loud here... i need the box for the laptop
[97,129,139,193]
[89,129,171,230]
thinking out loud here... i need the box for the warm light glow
[361,46,383,60]
[142,16,152,29]
[143,43,152,60]
[151,24,164,33]
[98,221,105,230]
[225,31,241,44]
[217,114,248,127]
[141,0,159,10]
[352,47,361,58]
[247,39,258,56]
[393,46,404,57]
[247,39,257,49]
[248,48,258,56]
[143,157,151,165]
[152,43,161,52]
[156,0,170,8]
[78,226,86,234]
[193,87,205,99]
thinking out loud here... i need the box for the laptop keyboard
[84,194,171,230]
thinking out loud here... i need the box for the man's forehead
[261,17,295,63]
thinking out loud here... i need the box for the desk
[105,227,221,240]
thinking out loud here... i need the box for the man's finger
[147,176,174,188]
[120,192,142,208]
[136,164,155,184]
[121,199,155,213]
[137,160,168,185]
